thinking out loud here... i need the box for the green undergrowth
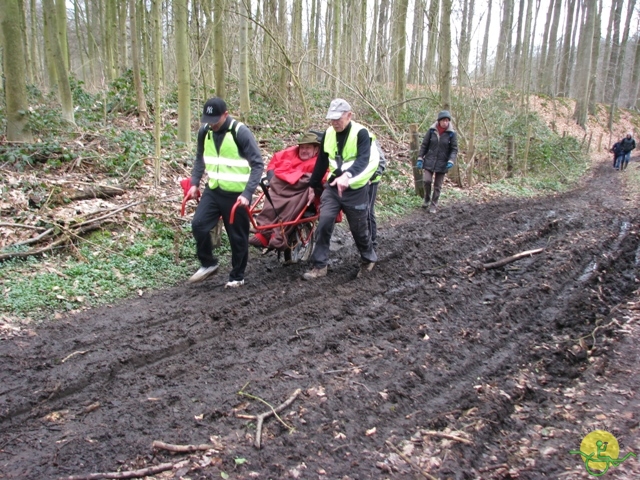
[0,219,231,322]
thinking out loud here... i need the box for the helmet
[437,110,452,121]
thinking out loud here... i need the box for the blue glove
[416,159,423,169]
[446,161,454,170]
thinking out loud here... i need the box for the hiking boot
[421,200,430,209]
[429,204,437,214]
[224,279,245,288]
[357,261,376,278]
[188,264,219,283]
[303,266,328,280]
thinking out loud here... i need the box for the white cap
[326,98,352,120]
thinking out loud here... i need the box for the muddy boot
[421,199,430,209]
[429,203,437,214]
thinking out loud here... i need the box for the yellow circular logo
[580,430,620,473]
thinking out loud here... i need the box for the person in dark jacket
[416,110,458,213]
[619,132,636,171]
[185,97,264,288]
[611,141,624,170]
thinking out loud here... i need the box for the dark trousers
[191,186,249,281]
[368,182,379,248]
[423,170,446,205]
[310,185,377,269]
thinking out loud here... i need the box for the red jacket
[267,146,318,185]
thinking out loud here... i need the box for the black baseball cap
[201,97,227,124]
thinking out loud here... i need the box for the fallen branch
[385,440,438,480]
[58,462,174,480]
[151,440,216,453]
[481,248,544,271]
[420,430,474,445]
[60,350,89,363]
[238,386,302,449]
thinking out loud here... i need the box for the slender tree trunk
[558,0,576,96]
[175,0,190,144]
[129,0,148,123]
[118,0,128,74]
[213,0,225,98]
[631,28,640,108]
[330,0,340,94]
[536,0,555,91]
[608,0,636,126]
[426,0,439,84]
[439,0,452,110]
[604,0,623,103]
[43,0,75,123]
[239,0,250,119]
[542,0,563,95]
[457,0,469,86]
[408,0,425,85]
[152,0,162,185]
[1,0,34,141]
[375,0,390,83]
[574,0,595,127]
[367,0,379,82]
[392,0,409,110]
[513,0,525,87]
[495,0,513,86]
[480,0,492,80]
[105,0,117,81]
[18,0,34,84]
[55,0,70,70]
[519,0,535,93]
[587,0,601,114]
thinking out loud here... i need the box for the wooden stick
[481,248,544,270]
[384,440,438,480]
[61,350,88,363]
[420,430,474,445]
[58,462,173,480]
[151,441,215,453]
[238,388,301,449]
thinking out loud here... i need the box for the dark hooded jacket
[418,122,458,173]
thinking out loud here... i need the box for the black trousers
[310,184,377,269]
[191,186,250,281]
[368,182,379,247]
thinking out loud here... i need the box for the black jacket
[621,137,636,153]
[418,123,458,173]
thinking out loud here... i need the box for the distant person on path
[186,97,264,287]
[303,98,380,280]
[416,110,458,213]
[620,132,636,171]
[368,141,386,249]
[610,141,624,170]
[249,132,321,250]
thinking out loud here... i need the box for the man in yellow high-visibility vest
[303,98,379,280]
[185,97,264,288]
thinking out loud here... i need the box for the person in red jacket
[249,132,321,250]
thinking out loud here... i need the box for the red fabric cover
[267,146,318,185]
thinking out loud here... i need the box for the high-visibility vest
[324,121,379,190]
[203,120,251,192]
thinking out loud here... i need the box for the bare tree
[1,0,34,141]
[439,0,452,110]
[130,0,148,123]
[558,0,577,96]
[574,0,596,127]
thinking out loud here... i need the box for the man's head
[297,132,320,160]
[437,110,451,129]
[326,98,352,132]
[201,97,228,131]
[627,132,633,139]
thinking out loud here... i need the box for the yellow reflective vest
[324,122,379,190]
[203,120,251,192]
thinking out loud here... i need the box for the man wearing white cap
[303,98,379,280]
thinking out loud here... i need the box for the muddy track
[1,162,639,479]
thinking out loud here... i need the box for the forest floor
[2,150,640,479]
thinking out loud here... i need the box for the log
[151,441,216,453]
[58,462,173,480]
[482,248,544,270]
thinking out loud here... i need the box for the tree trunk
[130,0,148,123]
[375,0,390,83]
[574,0,596,128]
[55,0,70,70]
[604,0,624,103]
[392,0,409,111]
[426,0,439,84]
[439,0,452,110]
[408,0,425,85]
[239,0,250,119]
[542,0,562,96]
[43,0,75,124]
[495,0,514,86]
[557,0,576,97]
[587,0,601,114]
[480,0,491,80]
[152,0,163,185]
[175,0,190,145]
[512,0,525,86]
[608,0,636,128]
[117,0,127,74]
[213,0,225,98]
[1,0,34,141]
